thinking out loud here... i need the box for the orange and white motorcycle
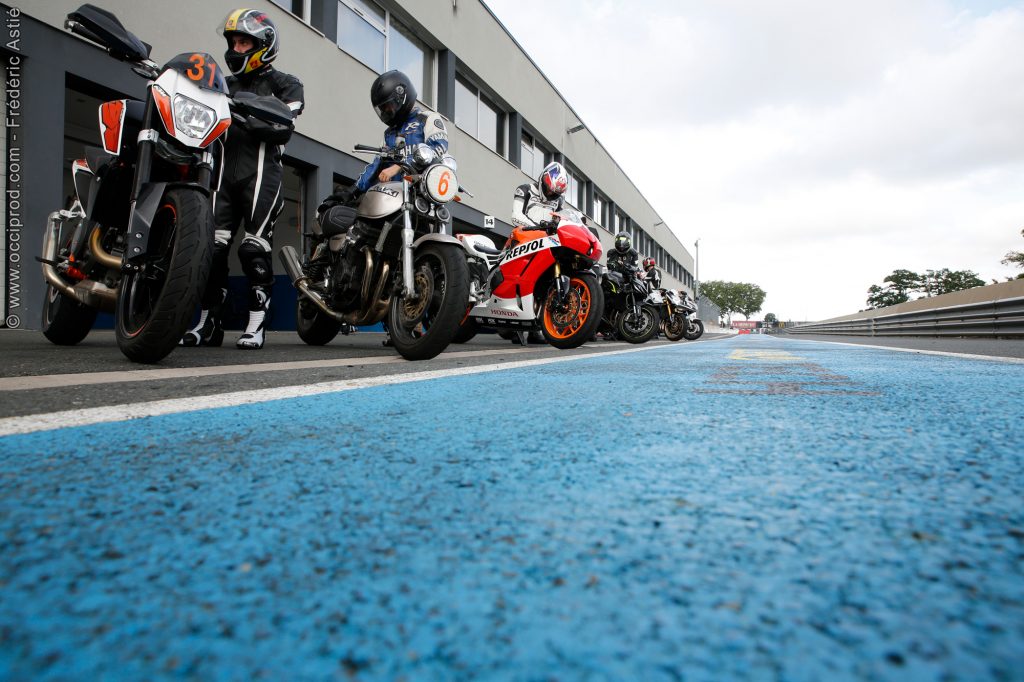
[455,208,604,348]
[40,5,290,363]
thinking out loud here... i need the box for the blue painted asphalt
[1,336,1022,680]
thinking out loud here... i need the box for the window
[455,75,504,155]
[564,165,580,209]
[337,0,433,103]
[520,131,551,180]
[272,0,307,19]
[592,193,604,225]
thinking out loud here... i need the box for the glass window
[337,1,434,105]
[337,2,384,71]
[455,74,504,156]
[479,95,501,154]
[520,132,534,177]
[390,18,431,103]
[454,77,477,137]
[592,193,604,224]
[564,166,579,208]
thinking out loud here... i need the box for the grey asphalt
[781,333,1024,358]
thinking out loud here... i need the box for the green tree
[1002,229,1024,277]
[735,283,766,320]
[764,312,777,325]
[924,268,985,296]
[699,280,766,321]
[865,269,922,309]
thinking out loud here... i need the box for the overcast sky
[484,0,1024,321]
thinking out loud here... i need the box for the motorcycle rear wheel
[616,303,658,344]
[387,243,469,361]
[540,272,603,349]
[41,284,98,346]
[115,188,212,364]
[663,312,687,342]
[683,318,705,340]
[296,300,342,345]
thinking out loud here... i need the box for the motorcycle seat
[320,204,358,238]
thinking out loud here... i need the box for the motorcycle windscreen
[163,53,230,94]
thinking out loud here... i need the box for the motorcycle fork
[553,262,571,304]
[400,178,415,297]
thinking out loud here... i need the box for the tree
[865,269,921,309]
[698,280,766,321]
[735,283,766,320]
[1003,229,1024,278]
[926,268,985,296]
[764,312,777,325]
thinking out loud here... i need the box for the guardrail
[788,294,1024,337]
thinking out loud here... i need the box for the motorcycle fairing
[149,68,232,149]
[469,291,538,326]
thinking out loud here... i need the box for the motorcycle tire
[451,317,478,344]
[616,303,659,344]
[115,188,212,364]
[41,283,98,346]
[663,312,687,342]
[387,242,470,361]
[683,318,705,341]
[296,300,342,345]
[540,272,603,349]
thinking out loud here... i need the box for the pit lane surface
[1,334,1022,680]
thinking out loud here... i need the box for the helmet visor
[374,91,407,124]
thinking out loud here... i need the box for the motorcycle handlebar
[353,144,383,153]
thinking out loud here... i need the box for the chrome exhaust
[41,212,117,312]
[278,245,391,326]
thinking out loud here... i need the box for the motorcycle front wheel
[296,299,343,345]
[387,243,470,361]
[115,188,212,364]
[617,303,659,344]
[683,318,705,341]
[540,272,603,349]
[662,312,687,342]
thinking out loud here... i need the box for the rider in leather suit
[181,8,304,349]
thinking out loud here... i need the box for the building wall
[3,0,696,331]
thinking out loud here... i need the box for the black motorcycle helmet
[371,70,417,127]
[222,9,278,77]
[614,232,631,253]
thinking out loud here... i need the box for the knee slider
[239,236,274,286]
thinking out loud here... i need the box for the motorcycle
[279,143,470,361]
[41,5,291,363]
[681,293,705,340]
[454,208,604,349]
[599,264,659,344]
[653,288,698,341]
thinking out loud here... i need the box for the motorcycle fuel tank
[358,182,404,220]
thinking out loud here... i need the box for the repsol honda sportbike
[41,5,255,363]
[599,264,659,344]
[279,144,470,361]
[455,208,604,349]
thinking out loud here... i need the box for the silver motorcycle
[278,143,470,360]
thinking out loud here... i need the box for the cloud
[484,0,1024,319]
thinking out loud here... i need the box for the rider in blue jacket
[355,70,449,193]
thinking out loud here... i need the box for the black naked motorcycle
[279,143,470,361]
[40,5,291,363]
[599,265,659,343]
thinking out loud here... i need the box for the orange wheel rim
[543,278,592,339]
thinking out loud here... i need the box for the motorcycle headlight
[172,94,217,139]
[412,144,437,168]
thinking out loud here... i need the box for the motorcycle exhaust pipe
[41,212,117,312]
[280,245,390,326]
[89,224,122,270]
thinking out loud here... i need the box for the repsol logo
[499,237,555,265]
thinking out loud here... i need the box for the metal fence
[788,295,1024,337]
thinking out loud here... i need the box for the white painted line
[0,343,676,437]
[0,347,544,392]
[782,336,1024,364]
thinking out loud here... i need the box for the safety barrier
[788,280,1024,338]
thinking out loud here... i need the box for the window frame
[454,72,506,156]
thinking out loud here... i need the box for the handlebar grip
[353,144,381,152]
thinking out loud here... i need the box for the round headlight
[412,144,437,168]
